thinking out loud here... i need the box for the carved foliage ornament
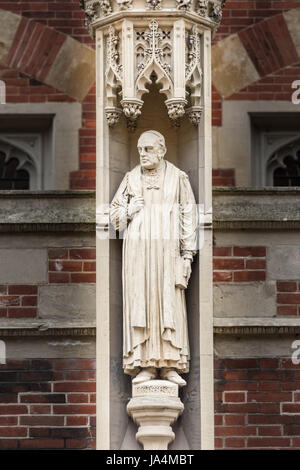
[176,0,191,11]
[104,20,204,128]
[135,21,172,81]
[81,0,226,31]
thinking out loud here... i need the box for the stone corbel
[120,98,143,130]
[186,105,203,126]
[165,98,187,122]
[105,107,122,127]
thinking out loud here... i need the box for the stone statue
[110,130,198,387]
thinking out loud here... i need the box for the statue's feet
[160,369,186,387]
[132,368,156,384]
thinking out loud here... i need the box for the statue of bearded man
[110,130,198,387]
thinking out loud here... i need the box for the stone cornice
[213,187,300,196]
[0,191,96,233]
[0,319,96,337]
[214,317,300,335]
[213,187,300,230]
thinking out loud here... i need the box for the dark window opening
[0,151,29,190]
[273,151,300,187]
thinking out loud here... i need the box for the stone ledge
[213,187,300,195]
[0,319,96,337]
[0,191,95,232]
[214,317,300,335]
[213,187,300,230]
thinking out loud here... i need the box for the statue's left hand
[183,258,192,281]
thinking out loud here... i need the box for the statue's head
[137,130,167,170]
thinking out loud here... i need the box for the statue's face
[137,133,165,170]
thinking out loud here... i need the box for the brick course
[215,357,300,449]
[0,359,96,450]
[277,281,300,316]
[213,246,266,282]
[0,285,38,318]
[212,169,235,187]
[48,248,96,284]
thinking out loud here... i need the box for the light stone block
[39,284,96,321]
[213,101,299,187]
[214,229,300,247]
[214,282,276,318]
[0,249,47,284]
[5,337,96,359]
[267,246,300,280]
[0,10,21,64]
[215,335,298,359]
[45,36,95,102]
[212,34,260,98]
[283,8,300,58]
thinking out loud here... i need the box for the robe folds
[110,160,198,375]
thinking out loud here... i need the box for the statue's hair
[138,130,166,150]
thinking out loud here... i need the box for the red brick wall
[213,246,266,283]
[277,281,300,316]
[212,1,300,135]
[0,1,92,46]
[48,248,96,284]
[226,63,300,101]
[212,169,235,186]
[0,286,38,318]
[214,357,300,449]
[0,359,96,450]
[0,2,96,190]
[0,66,75,103]
[0,247,96,320]
[215,0,300,43]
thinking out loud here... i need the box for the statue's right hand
[128,196,144,218]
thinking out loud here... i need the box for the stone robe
[110,160,198,376]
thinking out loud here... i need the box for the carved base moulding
[127,380,184,450]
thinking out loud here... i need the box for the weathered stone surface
[213,188,300,229]
[267,246,300,280]
[215,335,299,358]
[0,249,47,283]
[5,336,96,359]
[0,191,95,232]
[214,282,276,318]
[0,233,95,249]
[283,8,300,57]
[212,34,259,98]
[38,284,96,321]
[45,36,95,101]
[0,10,21,64]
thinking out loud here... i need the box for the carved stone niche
[80,0,225,129]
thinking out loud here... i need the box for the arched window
[0,137,40,190]
[0,151,30,189]
[267,138,300,187]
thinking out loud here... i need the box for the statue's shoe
[132,369,156,384]
[161,370,186,387]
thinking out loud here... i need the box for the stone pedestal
[127,380,184,450]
